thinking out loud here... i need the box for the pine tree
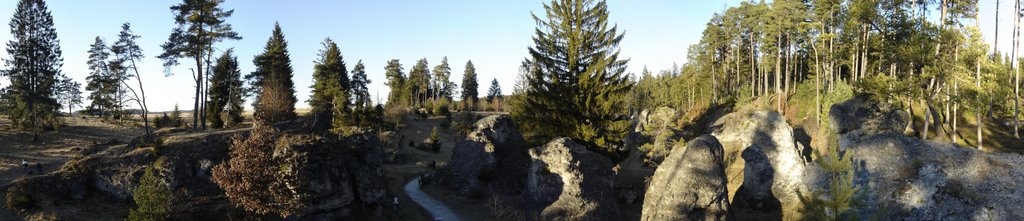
[85,37,115,118]
[408,58,430,107]
[350,60,371,108]
[55,75,82,116]
[461,60,479,110]
[309,38,348,129]
[384,59,407,107]
[432,57,452,102]
[512,0,631,152]
[111,23,152,136]
[251,23,296,124]
[207,49,240,128]
[3,0,64,140]
[159,0,241,130]
[128,167,171,221]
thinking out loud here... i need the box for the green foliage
[461,60,479,110]
[310,38,350,131]
[251,23,297,124]
[512,0,632,157]
[207,49,243,129]
[129,167,172,221]
[55,75,84,115]
[385,59,408,108]
[350,60,372,108]
[408,58,431,108]
[799,131,862,221]
[822,80,854,128]
[4,0,64,133]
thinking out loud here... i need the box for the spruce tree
[207,49,240,128]
[85,37,115,118]
[384,59,407,107]
[461,60,479,110]
[486,78,502,103]
[3,0,64,140]
[128,167,171,221]
[309,38,348,129]
[512,0,631,152]
[251,23,296,124]
[350,60,371,108]
[159,0,241,130]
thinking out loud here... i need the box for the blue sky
[0,0,1014,112]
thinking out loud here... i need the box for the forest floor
[383,113,494,221]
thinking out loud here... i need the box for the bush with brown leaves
[211,124,301,217]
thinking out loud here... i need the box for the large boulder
[526,138,622,220]
[440,115,530,196]
[844,133,1024,220]
[642,135,732,221]
[708,110,808,218]
[273,135,357,217]
[829,95,910,147]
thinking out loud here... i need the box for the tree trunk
[977,57,984,150]
[193,56,202,130]
[776,35,783,114]
[1015,0,1021,138]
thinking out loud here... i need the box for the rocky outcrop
[708,110,808,217]
[5,122,391,220]
[829,95,910,148]
[526,138,622,221]
[642,135,731,221]
[440,115,530,196]
[843,134,1024,220]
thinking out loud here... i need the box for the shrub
[799,130,862,220]
[212,124,299,217]
[128,167,172,221]
[384,105,409,126]
[432,99,451,116]
[5,185,34,209]
[430,126,441,153]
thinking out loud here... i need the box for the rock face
[829,95,910,147]
[642,135,731,221]
[5,123,390,220]
[440,115,530,196]
[708,110,808,217]
[844,134,1024,220]
[526,138,622,221]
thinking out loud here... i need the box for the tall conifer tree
[512,0,631,151]
[3,0,64,140]
[461,60,478,110]
[251,23,296,123]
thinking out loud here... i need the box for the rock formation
[642,135,731,221]
[526,138,622,221]
[828,95,910,148]
[439,114,530,196]
[708,110,808,218]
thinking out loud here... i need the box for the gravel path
[404,177,460,221]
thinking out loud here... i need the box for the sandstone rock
[273,135,356,216]
[844,133,1024,220]
[526,138,621,221]
[440,115,529,196]
[828,95,910,148]
[642,135,731,221]
[708,110,808,217]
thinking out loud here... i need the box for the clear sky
[0,0,1014,112]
